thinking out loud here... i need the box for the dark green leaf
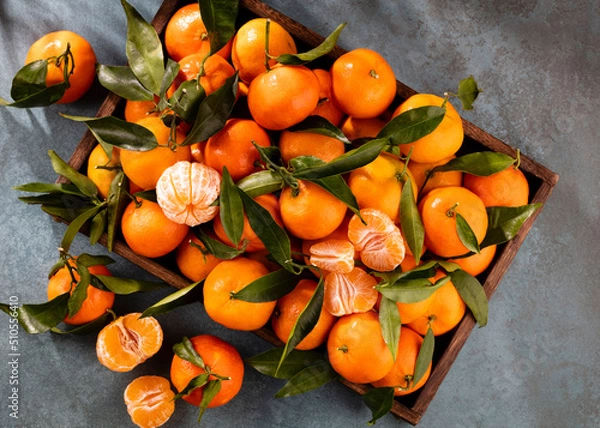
[77,253,115,267]
[106,171,129,252]
[430,152,516,177]
[199,0,239,55]
[397,260,439,279]
[41,205,96,222]
[481,204,542,247]
[50,312,111,335]
[19,193,85,206]
[133,189,157,203]
[193,227,245,259]
[96,64,154,101]
[13,182,83,196]
[219,167,245,246]
[232,269,298,302]
[245,348,327,380]
[174,373,209,401]
[121,0,164,94]
[141,281,203,318]
[198,380,221,423]
[48,150,98,198]
[60,205,104,253]
[413,327,434,386]
[11,60,48,100]
[436,260,462,273]
[174,336,205,368]
[169,79,206,123]
[60,115,158,151]
[4,83,67,108]
[0,293,69,334]
[457,75,482,110]
[237,188,293,271]
[377,106,446,146]
[181,73,239,146]
[287,115,351,145]
[456,212,481,254]
[377,275,450,303]
[67,264,91,317]
[276,277,324,375]
[236,170,285,198]
[157,59,180,111]
[400,177,424,264]
[292,138,387,180]
[48,258,67,279]
[93,274,165,295]
[363,387,395,426]
[276,23,346,65]
[450,269,488,327]
[89,210,107,245]
[379,296,400,361]
[274,361,337,398]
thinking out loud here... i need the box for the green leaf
[193,227,245,259]
[379,296,400,361]
[237,188,293,271]
[182,73,239,146]
[450,269,488,327]
[18,193,85,206]
[60,114,158,151]
[96,64,154,101]
[400,177,424,264]
[106,171,129,252]
[48,150,98,198]
[245,348,327,380]
[169,79,206,123]
[481,204,542,248]
[293,137,387,180]
[50,312,111,335]
[48,258,67,279]
[141,281,203,318]
[455,212,481,254]
[133,189,157,203]
[377,275,450,304]
[76,253,115,268]
[174,373,209,401]
[89,210,107,246]
[430,152,516,177]
[93,274,166,295]
[232,269,298,302]
[457,75,482,110]
[121,0,164,94]
[287,116,351,145]
[219,167,245,247]
[436,260,462,273]
[413,327,434,386]
[60,205,104,253]
[11,60,48,99]
[157,59,180,111]
[198,380,221,423]
[41,205,96,222]
[276,277,324,375]
[13,182,83,196]
[199,0,239,55]
[67,264,91,318]
[236,170,285,198]
[377,106,446,146]
[274,361,337,398]
[174,336,205,368]
[0,293,69,334]
[363,387,395,426]
[276,23,346,65]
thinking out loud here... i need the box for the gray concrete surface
[0,0,598,427]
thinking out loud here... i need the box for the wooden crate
[58,0,559,424]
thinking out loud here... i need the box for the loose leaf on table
[173,373,209,400]
[18,193,87,206]
[379,295,401,361]
[50,312,111,335]
[67,264,91,317]
[141,280,203,318]
[181,73,239,146]
[13,182,83,197]
[457,75,482,110]
[237,188,293,271]
[245,348,327,380]
[198,380,222,423]
[89,210,107,245]
[157,59,180,111]
[276,277,324,375]
[96,64,154,101]
[1,60,67,108]
[0,293,69,334]
[199,0,239,55]
[41,204,97,222]
[413,326,434,386]
[450,269,488,327]
[276,23,346,65]
[93,274,166,295]
[455,212,481,254]
[400,177,424,264]
[219,167,244,246]
[60,114,158,151]
[429,152,516,176]
[76,253,115,268]
[274,360,337,398]
[60,205,104,253]
[107,171,129,252]
[481,203,542,248]
[377,275,450,304]
[193,227,246,259]
[169,79,206,123]
[236,170,285,198]
[377,106,446,146]
[292,137,387,180]
[232,269,298,302]
[363,387,395,426]
[287,116,351,145]
[174,336,205,368]
[121,0,164,95]
[48,150,98,198]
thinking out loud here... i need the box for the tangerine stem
[337,345,348,353]
[369,69,379,79]
[446,202,459,217]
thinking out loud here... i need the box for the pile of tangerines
[5,1,534,427]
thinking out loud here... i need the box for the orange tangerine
[86,144,120,200]
[340,116,386,141]
[175,231,222,282]
[463,166,529,207]
[308,239,355,275]
[409,155,463,196]
[310,68,345,126]
[324,267,378,317]
[448,244,497,277]
[278,130,346,165]
[123,375,175,428]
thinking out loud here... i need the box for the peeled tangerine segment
[309,239,355,274]
[324,267,378,316]
[124,375,175,428]
[348,208,406,272]
[156,161,221,226]
[96,313,163,372]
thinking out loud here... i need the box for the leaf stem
[446,202,459,217]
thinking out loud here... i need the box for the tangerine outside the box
[55,0,559,425]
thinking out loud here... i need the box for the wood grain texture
[56,0,559,425]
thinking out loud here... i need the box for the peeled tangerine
[156,161,221,226]
[124,375,175,428]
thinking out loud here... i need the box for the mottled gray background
[0,0,598,427]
